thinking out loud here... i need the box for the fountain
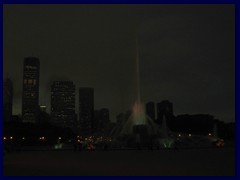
[110,36,162,148]
[110,35,176,149]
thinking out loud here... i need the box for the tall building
[22,57,40,123]
[156,100,174,125]
[93,108,110,134]
[51,81,76,129]
[3,78,13,122]
[145,102,155,121]
[39,105,47,113]
[79,88,94,136]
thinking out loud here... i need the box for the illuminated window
[28,79,33,84]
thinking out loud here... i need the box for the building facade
[93,108,110,135]
[51,81,76,129]
[22,57,40,123]
[156,100,174,125]
[145,102,155,121]
[3,78,13,122]
[79,87,94,136]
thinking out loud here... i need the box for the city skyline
[3,4,235,122]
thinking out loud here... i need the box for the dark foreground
[4,147,235,176]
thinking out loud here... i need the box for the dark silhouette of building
[79,88,94,136]
[39,105,47,113]
[51,81,76,129]
[173,114,218,135]
[93,108,110,135]
[145,102,155,121]
[22,57,40,123]
[156,100,174,125]
[3,78,13,122]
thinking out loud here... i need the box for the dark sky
[3,4,235,122]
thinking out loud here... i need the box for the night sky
[3,4,235,122]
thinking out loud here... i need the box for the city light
[3,137,6,140]
[178,134,181,137]
[10,136,13,140]
[209,133,212,136]
[22,137,25,140]
[189,134,192,137]
[58,137,61,140]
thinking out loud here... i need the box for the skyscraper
[93,108,110,134]
[22,57,40,123]
[156,100,174,125]
[51,81,76,129]
[3,78,13,122]
[145,102,155,121]
[79,88,94,136]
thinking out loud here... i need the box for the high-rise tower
[22,57,40,123]
[51,81,76,129]
[157,100,174,125]
[145,102,155,121]
[79,87,94,136]
[3,78,13,122]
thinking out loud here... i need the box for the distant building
[11,115,22,123]
[3,78,13,122]
[51,81,76,129]
[174,114,218,135]
[39,105,47,112]
[145,102,155,121]
[22,57,40,123]
[93,108,110,134]
[79,88,94,136]
[156,100,174,125]
[93,110,100,133]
